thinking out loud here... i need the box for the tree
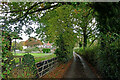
[12,41,23,51]
[1,2,97,61]
[1,2,120,78]
[40,5,78,62]
[71,3,98,50]
[19,41,26,46]
[0,2,82,78]
[25,37,42,47]
[90,2,120,78]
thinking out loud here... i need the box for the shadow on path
[63,52,97,78]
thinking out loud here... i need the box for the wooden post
[19,58,21,64]
[15,39,16,54]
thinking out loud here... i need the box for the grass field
[13,53,56,63]
[13,53,52,57]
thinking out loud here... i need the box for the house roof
[47,41,51,46]
[44,41,51,46]
[25,37,43,46]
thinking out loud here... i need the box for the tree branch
[83,8,93,18]
[89,37,97,47]
[28,3,59,14]
[18,3,59,22]
[3,2,43,13]
[87,22,96,35]
[4,3,59,24]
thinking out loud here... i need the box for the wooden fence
[35,57,58,78]
[14,56,58,78]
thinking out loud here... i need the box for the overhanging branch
[89,37,97,47]
[3,2,43,13]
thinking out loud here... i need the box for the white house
[23,46,27,49]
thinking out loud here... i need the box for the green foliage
[40,5,78,62]
[1,2,59,34]
[24,47,40,53]
[22,54,36,71]
[24,48,32,53]
[2,2,120,78]
[77,33,120,78]
[22,54,37,76]
[92,3,120,34]
[54,34,74,63]
[42,48,51,53]
[76,45,99,66]
[40,5,75,42]
[74,47,83,54]
[96,33,120,78]
[54,48,68,63]
[11,41,23,51]
[8,66,36,78]
[89,3,120,79]
[2,32,14,78]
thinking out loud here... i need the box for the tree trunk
[9,36,12,51]
[101,37,106,50]
[83,28,87,50]
[89,37,97,47]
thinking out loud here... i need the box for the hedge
[42,48,51,53]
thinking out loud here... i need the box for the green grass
[35,54,56,63]
[14,58,19,64]
[13,53,56,63]
[13,53,51,57]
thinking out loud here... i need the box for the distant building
[23,46,27,49]
[21,38,53,52]
[43,41,52,48]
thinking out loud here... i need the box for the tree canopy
[1,2,120,78]
[1,2,99,62]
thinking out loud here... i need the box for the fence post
[19,58,21,64]
[35,57,58,78]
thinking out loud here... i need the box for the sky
[0,2,42,43]
[13,24,38,43]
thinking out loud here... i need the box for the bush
[96,39,120,78]
[75,45,99,66]
[24,47,40,53]
[42,48,51,53]
[54,48,68,63]
[22,53,36,70]
[6,52,16,69]
[54,33,74,63]
[9,54,37,78]
[76,38,120,79]
[32,47,40,51]
[24,48,32,53]
[74,47,84,55]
